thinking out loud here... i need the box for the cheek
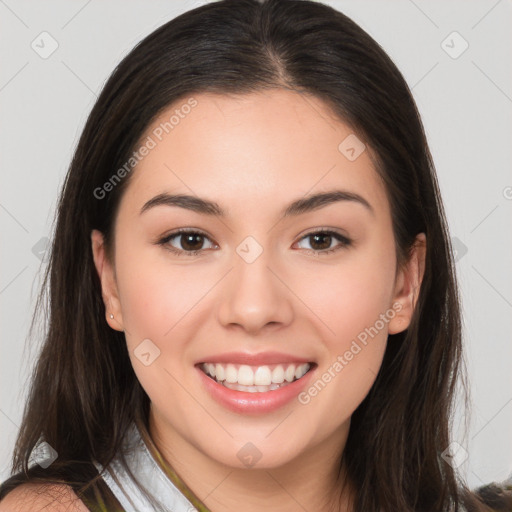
[112,243,221,403]
[114,252,213,411]
[293,235,395,420]
[293,236,397,345]
[299,337,387,438]
[115,241,214,342]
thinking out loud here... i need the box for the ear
[91,229,124,331]
[387,233,426,335]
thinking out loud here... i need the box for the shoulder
[0,482,89,512]
[474,481,512,511]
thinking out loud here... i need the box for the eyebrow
[140,189,374,218]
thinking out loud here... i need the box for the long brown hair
[0,0,498,510]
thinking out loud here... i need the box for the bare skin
[91,89,426,512]
[0,483,89,512]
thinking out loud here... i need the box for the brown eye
[309,233,333,251]
[158,229,216,256]
[179,232,206,251]
[296,230,351,255]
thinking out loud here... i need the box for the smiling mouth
[198,362,315,393]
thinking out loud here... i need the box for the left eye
[295,230,351,254]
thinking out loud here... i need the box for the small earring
[110,314,114,319]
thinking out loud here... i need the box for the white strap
[93,424,197,512]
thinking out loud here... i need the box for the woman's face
[92,89,420,470]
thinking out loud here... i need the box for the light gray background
[1,0,511,491]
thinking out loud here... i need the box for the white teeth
[215,363,225,381]
[284,365,296,382]
[295,363,309,379]
[222,381,292,392]
[201,362,311,389]
[225,364,238,383]
[254,366,272,386]
[271,365,285,384]
[238,365,254,386]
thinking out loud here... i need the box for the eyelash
[156,228,352,257]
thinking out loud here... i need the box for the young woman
[0,0,508,510]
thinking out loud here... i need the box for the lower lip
[196,365,316,414]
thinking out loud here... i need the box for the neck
[147,410,354,512]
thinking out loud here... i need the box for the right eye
[157,229,218,256]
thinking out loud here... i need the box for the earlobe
[388,233,427,335]
[90,229,124,331]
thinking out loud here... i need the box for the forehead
[118,89,389,221]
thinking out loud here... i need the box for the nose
[216,245,294,335]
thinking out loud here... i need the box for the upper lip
[196,351,314,366]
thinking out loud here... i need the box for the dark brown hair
[0,0,501,510]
